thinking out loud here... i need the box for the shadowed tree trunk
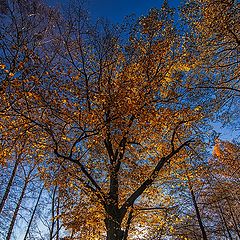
[0,148,24,214]
[100,138,192,240]
[50,185,58,240]
[56,193,60,240]
[187,174,208,240]
[0,157,20,214]
[6,167,33,240]
[218,203,233,240]
[227,199,240,238]
[23,185,44,240]
[123,206,134,240]
[105,215,124,240]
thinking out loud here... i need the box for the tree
[0,0,64,238]
[1,0,239,239]
[0,1,208,239]
[175,140,240,239]
[209,140,240,238]
[182,0,240,125]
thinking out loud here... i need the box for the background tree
[182,0,240,126]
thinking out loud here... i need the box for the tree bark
[49,185,57,240]
[218,203,233,240]
[187,175,208,240]
[104,140,192,240]
[56,192,60,240]
[227,199,240,238]
[0,154,21,214]
[123,207,133,240]
[105,214,124,240]
[6,172,30,240]
[23,185,44,240]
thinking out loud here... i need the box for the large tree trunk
[105,214,124,240]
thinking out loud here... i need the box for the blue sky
[88,0,164,22]
[48,0,180,23]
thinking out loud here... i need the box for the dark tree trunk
[23,185,44,240]
[56,193,60,240]
[227,200,240,238]
[6,173,30,240]
[123,207,134,240]
[218,203,233,240]
[49,185,57,240]
[105,215,124,240]
[0,155,21,214]
[187,175,208,240]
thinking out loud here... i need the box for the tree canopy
[0,0,239,239]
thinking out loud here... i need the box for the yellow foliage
[213,144,221,158]
[8,72,15,78]
[0,64,6,69]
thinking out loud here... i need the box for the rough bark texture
[105,215,124,240]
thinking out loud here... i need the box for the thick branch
[135,206,178,211]
[54,149,104,199]
[120,139,193,217]
[60,164,106,205]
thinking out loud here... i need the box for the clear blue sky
[48,0,180,23]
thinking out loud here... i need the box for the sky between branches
[47,0,179,23]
